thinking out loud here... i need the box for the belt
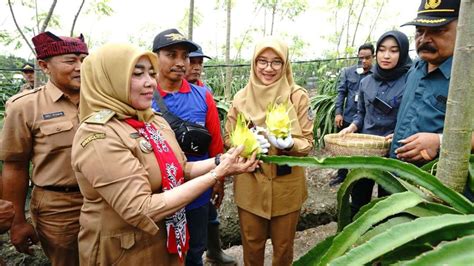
[38,185,81,193]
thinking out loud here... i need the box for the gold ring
[420,149,432,161]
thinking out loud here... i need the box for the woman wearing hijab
[340,30,412,216]
[71,43,258,265]
[224,37,314,265]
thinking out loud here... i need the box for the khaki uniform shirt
[224,89,314,219]
[71,115,186,265]
[0,81,79,186]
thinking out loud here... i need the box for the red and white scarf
[125,118,189,260]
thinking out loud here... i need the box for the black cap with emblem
[152,28,198,53]
[402,0,460,27]
[21,63,35,73]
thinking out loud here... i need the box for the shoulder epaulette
[84,109,115,125]
[9,87,42,103]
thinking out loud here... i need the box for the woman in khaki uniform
[224,37,314,265]
[71,43,258,265]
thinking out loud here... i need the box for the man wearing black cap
[184,43,237,265]
[1,31,88,265]
[19,63,35,92]
[390,0,467,163]
[151,29,227,266]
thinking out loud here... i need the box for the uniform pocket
[39,120,75,150]
[100,231,136,265]
[427,94,447,113]
[40,120,73,135]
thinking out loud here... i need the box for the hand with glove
[251,126,271,154]
[268,134,294,150]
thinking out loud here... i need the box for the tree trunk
[365,1,384,43]
[224,0,233,100]
[40,0,58,33]
[344,0,355,57]
[270,2,277,35]
[188,0,194,40]
[436,0,474,192]
[351,0,366,48]
[70,0,86,36]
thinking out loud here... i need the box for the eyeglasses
[256,59,284,70]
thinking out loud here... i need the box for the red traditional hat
[32,31,89,59]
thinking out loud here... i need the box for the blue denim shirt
[353,73,407,137]
[389,57,452,158]
[335,65,373,123]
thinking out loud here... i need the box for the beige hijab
[80,43,158,122]
[232,37,302,130]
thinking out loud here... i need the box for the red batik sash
[125,118,189,260]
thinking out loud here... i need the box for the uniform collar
[45,80,65,102]
[416,56,453,79]
[437,56,453,79]
[156,79,191,97]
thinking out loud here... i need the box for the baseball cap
[21,63,35,73]
[189,44,212,59]
[152,28,198,53]
[402,0,460,27]
[32,31,88,59]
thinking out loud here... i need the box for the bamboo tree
[436,0,474,192]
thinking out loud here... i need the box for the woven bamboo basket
[324,133,390,156]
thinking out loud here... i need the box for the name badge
[354,94,359,102]
[43,111,65,120]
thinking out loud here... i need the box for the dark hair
[358,43,375,55]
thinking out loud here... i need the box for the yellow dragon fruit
[266,102,292,138]
[230,113,260,158]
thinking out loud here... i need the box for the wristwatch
[215,153,222,166]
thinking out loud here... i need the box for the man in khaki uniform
[18,63,35,93]
[0,31,88,266]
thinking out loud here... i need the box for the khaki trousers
[30,187,82,266]
[238,208,300,266]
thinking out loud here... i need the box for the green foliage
[259,155,474,265]
[87,0,114,16]
[0,55,29,126]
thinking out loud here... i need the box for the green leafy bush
[260,155,474,265]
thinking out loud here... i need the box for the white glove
[268,134,294,150]
[251,127,270,154]
[254,133,270,154]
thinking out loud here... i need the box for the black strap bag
[153,91,212,156]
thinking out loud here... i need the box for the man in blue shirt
[331,43,374,186]
[184,44,237,265]
[390,0,471,163]
[151,29,226,266]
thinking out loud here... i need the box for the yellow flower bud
[266,102,291,138]
[230,113,261,158]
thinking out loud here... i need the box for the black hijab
[372,30,412,82]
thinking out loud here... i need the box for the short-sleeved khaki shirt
[0,81,79,186]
